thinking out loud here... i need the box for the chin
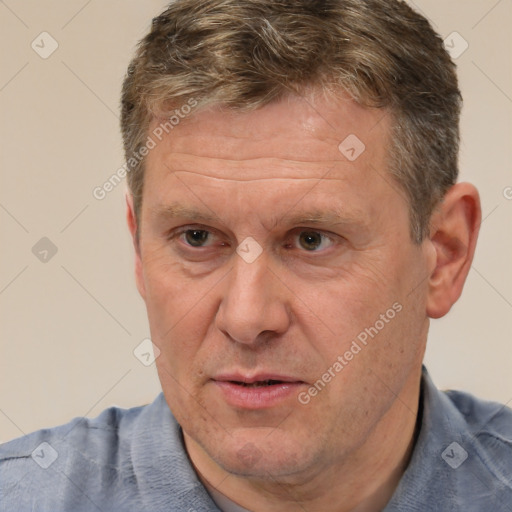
[208,429,318,481]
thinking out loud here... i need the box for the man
[1,0,511,510]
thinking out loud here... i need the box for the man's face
[133,92,434,480]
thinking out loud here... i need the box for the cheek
[298,262,393,341]
[141,248,217,365]
[295,253,422,377]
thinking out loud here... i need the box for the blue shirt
[1,367,511,511]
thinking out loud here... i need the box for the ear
[426,183,481,318]
[126,192,146,300]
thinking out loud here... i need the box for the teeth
[236,380,281,387]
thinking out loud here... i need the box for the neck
[186,368,423,512]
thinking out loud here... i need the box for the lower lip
[213,381,304,409]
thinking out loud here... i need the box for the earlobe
[125,193,146,300]
[426,183,481,319]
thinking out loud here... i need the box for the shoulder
[0,393,212,511]
[0,399,146,462]
[0,398,154,511]
[444,388,512,482]
[387,372,512,510]
[445,387,512,437]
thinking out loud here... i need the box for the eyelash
[168,226,337,253]
[168,225,220,243]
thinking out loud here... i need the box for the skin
[126,90,480,511]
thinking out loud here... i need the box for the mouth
[227,379,294,388]
[212,373,306,409]
[214,372,304,386]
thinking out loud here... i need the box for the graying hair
[121,0,461,242]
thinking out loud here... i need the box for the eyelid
[168,224,213,238]
[167,225,342,254]
[286,228,338,251]
[291,227,337,240]
[170,225,230,250]
[166,225,206,243]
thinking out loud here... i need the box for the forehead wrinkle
[166,152,341,166]
[172,171,345,183]
[158,153,353,182]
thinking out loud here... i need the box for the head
[121,0,480,487]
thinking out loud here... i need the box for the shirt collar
[383,365,507,511]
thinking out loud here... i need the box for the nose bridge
[232,253,268,308]
[215,250,289,344]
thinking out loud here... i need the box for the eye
[294,230,334,251]
[181,229,213,247]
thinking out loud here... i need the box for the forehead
[146,91,391,182]
[139,92,413,243]
[140,91,408,238]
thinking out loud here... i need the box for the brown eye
[295,231,334,252]
[298,231,323,251]
[184,229,210,247]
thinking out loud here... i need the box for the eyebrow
[153,203,219,224]
[153,203,365,229]
[275,208,363,228]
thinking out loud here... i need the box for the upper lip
[213,373,304,384]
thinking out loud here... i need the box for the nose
[215,251,291,345]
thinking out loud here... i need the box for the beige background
[1,0,511,442]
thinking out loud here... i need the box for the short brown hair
[121,0,461,242]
